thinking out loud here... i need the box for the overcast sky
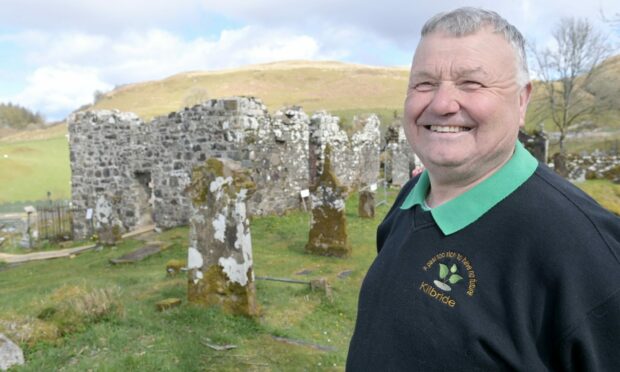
[1,0,619,121]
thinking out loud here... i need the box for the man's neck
[425,152,514,208]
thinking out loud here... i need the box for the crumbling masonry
[69,97,381,238]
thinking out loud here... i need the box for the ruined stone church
[68,97,415,239]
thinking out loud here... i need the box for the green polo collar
[400,141,538,235]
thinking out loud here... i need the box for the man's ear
[519,82,532,128]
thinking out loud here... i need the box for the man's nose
[428,83,460,115]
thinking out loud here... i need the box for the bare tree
[529,17,611,154]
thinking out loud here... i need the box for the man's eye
[414,82,435,91]
[461,81,483,89]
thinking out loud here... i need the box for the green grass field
[576,179,620,215]
[0,192,391,371]
[0,136,71,204]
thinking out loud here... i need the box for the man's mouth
[425,125,471,133]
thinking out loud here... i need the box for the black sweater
[347,165,620,371]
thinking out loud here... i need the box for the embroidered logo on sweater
[419,251,477,308]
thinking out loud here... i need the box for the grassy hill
[91,60,410,127]
[0,123,70,206]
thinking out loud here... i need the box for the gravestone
[518,129,548,163]
[0,333,24,370]
[95,194,122,245]
[305,146,351,257]
[384,124,419,186]
[358,189,375,218]
[186,158,259,316]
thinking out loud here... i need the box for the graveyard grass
[576,180,620,215]
[0,191,392,371]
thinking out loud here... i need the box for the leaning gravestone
[306,146,351,257]
[186,158,259,317]
[0,333,24,370]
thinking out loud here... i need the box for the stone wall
[69,97,382,239]
[148,98,271,228]
[248,106,310,215]
[69,110,150,239]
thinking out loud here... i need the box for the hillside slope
[91,60,410,122]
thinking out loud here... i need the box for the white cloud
[3,26,341,120]
[10,64,113,120]
[2,0,619,121]
[0,0,203,33]
[202,0,620,47]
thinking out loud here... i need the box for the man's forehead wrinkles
[410,66,488,80]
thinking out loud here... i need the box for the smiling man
[347,7,620,371]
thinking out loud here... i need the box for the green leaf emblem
[448,274,463,284]
[450,264,457,273]
[439,264,449,279]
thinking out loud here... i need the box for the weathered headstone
[306,146,351,257]
[518,129,548,164]
[351,114,381,187]
[552,153,569,178]
[95,194,122,245]
[358,190,375,218]
[186,158,259,316]
[309,111,354,188]
[384,124,419,186]
[0,333,24,370]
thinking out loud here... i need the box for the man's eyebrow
[409,67,488,81]
[409,71,436,81]
[454,67,488,77]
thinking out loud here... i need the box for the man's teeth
[428,125,470,133]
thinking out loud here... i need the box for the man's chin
[423,155,470,170]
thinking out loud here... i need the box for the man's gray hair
[422,7,530,86]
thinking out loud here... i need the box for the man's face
[404,28,531,184]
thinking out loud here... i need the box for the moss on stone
[187,265,259,317]
[305,201,350,258]
[155,298,182,311]
[189,158,256,205]
[205,158,225,177]
[306,143,350,257]
[166,259,186,275]
[232,168,256,195]
[188,166,210,205]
